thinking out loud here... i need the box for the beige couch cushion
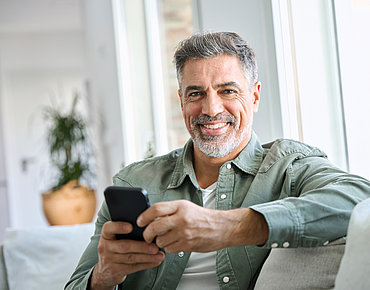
[254,237,346,290]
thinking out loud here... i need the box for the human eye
[222,89,236,94]
[220,88,238,98]
[189,91,201,97]
[186,91,204,101]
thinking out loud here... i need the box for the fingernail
[123,224,132,232]
[156,252,165,261]
[149,244,158,253]
[137,217,143,227]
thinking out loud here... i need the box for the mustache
[192,112,236,125]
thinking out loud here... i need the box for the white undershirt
[176,183,219,289]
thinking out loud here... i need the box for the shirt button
[271,242,278,248]
[178,251,184,257]
[220,194,227,199]
[283,242,290,248]
[226,163,232,169]
[223,276,230,283]
[323,241,329,246]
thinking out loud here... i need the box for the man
[65,32,370,290]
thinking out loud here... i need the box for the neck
[192,133,252,189]
[193,145,241,189]
[193,149,222,189]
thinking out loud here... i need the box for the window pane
[335,0,370,179]
[157,0,193,150]
[290,0,347,170]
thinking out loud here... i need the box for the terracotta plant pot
[42,180,96,226]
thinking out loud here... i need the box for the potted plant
[42,93,96,225]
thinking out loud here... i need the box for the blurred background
[0,0,369,240]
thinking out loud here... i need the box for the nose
[201,90,224,117]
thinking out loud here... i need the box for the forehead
[181,54,248,87]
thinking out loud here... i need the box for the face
[178,54,261,159]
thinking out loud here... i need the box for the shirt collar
[168,139,197,189]
[231,131,264,175]
[167,131,264,190]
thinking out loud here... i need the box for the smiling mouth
[202,122,228,129]
[193,113,236,133]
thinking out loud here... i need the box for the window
[273,0,370,179]
[272,0,352,172]
[156,0,193,151]
[112,0,193,165]
[334,0,370,179]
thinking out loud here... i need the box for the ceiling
[0,0,83,33]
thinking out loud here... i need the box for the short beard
[190,113,247,158]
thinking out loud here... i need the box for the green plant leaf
[44,93,94,190]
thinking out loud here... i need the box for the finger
[137,201,180,227]
[121,255,165,275]
[115,251,165,265]
[108,240,160,255]
[142,215,175,243]
[154,229,181,249]
[154,226,199,252]
[101,253,165,279]
[162,240,194,254]
[101,221,133,240]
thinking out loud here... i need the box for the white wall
[0,32,86,228]
[0,66,9,241]
[0,0,126,230]
[82,0,125,207]
[0,0,89,233]
[193,0,283,143]
[0,33,85,70]
[0,0,131,231]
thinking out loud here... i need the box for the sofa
[0,223,94,290]
[1,198,369,290]
[255,197,370,289]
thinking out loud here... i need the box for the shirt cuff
[250,200,302,248]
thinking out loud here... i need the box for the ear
[178,89,184,111]
[252,81,261,113]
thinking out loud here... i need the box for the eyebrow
[184,82,242,96]
[216,81,242,91]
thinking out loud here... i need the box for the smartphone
[104,186,150,241]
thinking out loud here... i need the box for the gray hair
[174,31,258,91]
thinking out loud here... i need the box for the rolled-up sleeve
[250,157,370,248]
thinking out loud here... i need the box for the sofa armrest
[0,244,9,290]
[254,237,346,290]
[335,198,370,289]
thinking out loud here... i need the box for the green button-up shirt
[65,133,370,290]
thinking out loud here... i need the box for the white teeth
[203,123,227,129]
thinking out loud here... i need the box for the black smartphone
[104,186,150,241]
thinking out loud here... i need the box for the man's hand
[90,221,165,290]
[137,200,269,253]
